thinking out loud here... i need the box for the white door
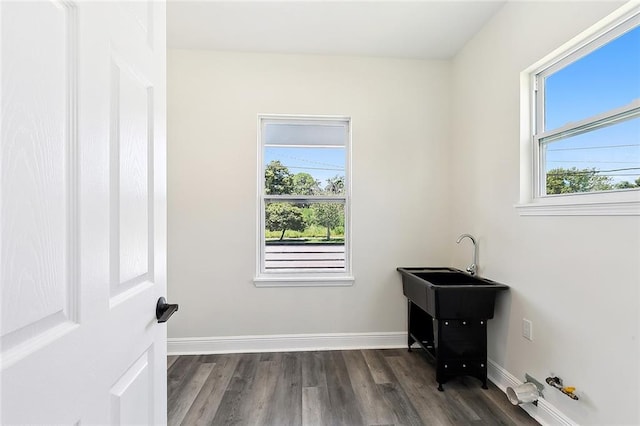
[1,1,168,424]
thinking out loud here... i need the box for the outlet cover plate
[522,318,533,340]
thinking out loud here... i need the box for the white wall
[168,4,640,422]
[450,2,639,424]
[167,51,452,338]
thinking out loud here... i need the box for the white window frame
[517,4,640,216]
[254,114,354,287]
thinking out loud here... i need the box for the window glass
[259,117,350,278]
[535,19,640,197]
[264,201,345,271]
[544,26,640,131]
[543,116,640,194]
[264,122,347,146]
[264,147,346,195]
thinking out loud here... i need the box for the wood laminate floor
[167,349,539,426]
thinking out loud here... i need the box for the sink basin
[397,267,508,319]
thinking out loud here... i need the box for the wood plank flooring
[167,349,539,426]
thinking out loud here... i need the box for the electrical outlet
[522,318,533,341]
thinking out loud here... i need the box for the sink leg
[407,300,415,352]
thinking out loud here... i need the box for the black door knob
[156,297,179,323]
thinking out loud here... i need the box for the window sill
[253,275,355,287]
[515,191,640,216]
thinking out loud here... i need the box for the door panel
[110,346,154,425]
[1,1,167,424]
[1,0,79,369]
[110,52,153,297]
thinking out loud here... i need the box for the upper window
[256,115,351,285]
[533,15,640,198]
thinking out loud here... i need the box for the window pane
[265,201,345,271]
[264,147,346,195]
[264,121,347,147]
[543,116,640,194]
[544,25,640,131]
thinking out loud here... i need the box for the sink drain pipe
[506,382,540,405]
[506,374,544,406]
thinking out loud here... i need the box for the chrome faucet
[456,233,478,276]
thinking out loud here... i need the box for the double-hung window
[255,115,352,286]
[520,7,640,215]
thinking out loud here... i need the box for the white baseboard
[487,359,576,426]
[168,331,407,355]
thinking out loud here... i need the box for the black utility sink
[397,267,509,391]
[397,267,508,319]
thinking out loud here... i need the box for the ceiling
[167,1,506,60]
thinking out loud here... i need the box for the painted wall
[168,3,639,422]
[167,51,452,338]
[450,2,638,424]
